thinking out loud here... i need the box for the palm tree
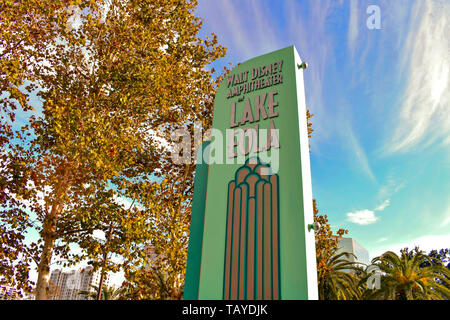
[317,246,365,300]
[364,248,450,300]
[77,284,125,300]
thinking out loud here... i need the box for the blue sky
[196,0,450,258]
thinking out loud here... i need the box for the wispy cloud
[374,199,390,211]
[247,0,281,54]
[347,0,359,58]
[201,0,283,60]
[201,0,362,166]
[285,0,376,180]
[200,0,345,151]
[377,177,405,201]
[443,216,450,227]
[343,121,376,181]
[387,0,450,154]
[219,0,254,59]
[442,203,450,228]
[284,1,346,148]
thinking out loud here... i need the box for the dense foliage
[1,0,225,299]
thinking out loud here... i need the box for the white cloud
[108,270,125,287]
[347,198,390,225]
[66,5,82,29]
[113,195,143,210]
[347,209,378,225]
[92,229,106,241]
[374,199,390,211]
[113,195,132,209]
[347,0,359,57]
[387,0,450,153]
[377,237,388,243]
[147,129,172,151]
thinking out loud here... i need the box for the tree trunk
[35,229,56,300]
[97,223,113,300]
[35,208,59,300]
[35,168,70,300]
[97,270,105,300]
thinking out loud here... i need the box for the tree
[0,0,81,121]
[316,246,363,300]
[1,0,225,300]
[313,199,349,256]
[121,169,196,300]
[62,200,149,299]
[0,0,86,295]
[420,248,450,269]
[312,200,362,300]
[78,284,125,300]
[123,265,184,300]
[365,248,450,300]
[306,109,313,152]
[47,280,62,300]
[312,199,355,300]
[421,248,450,290]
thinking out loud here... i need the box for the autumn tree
[1,0,225,300]
[121,167,196,300]
[0,0,87,295]
[313,199,348,257]
[312,199,354,297]
[0,0,79,121]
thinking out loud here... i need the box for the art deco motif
[223,158,280,300]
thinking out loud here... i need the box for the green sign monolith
[185,46,318,300]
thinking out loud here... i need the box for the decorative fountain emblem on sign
[223,157,280,300]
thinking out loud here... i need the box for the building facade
[0,285,18,300]
[0,285,36,300]
[336,237,370,266]
[49,266,108,300]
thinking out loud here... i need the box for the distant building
[20,292,35,300]
[336,237,370,267]
[0,285,35,300]
[144,245,161,270]
[0,285,18,300]
[49,266,109,300]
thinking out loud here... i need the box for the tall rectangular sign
[185,46,318,300]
